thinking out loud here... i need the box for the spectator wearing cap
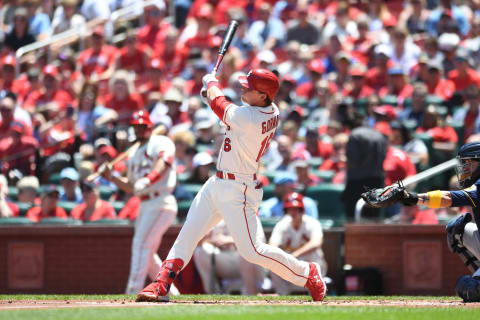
[0,174,18,217]
[56,49,84,99]
[365,44,391,90]
[247,2,286,50]
[295,127,333,161]
[438,33,460,75]
[379,66,413,106]
[321,2,358,44]
[162,88,189,127]
[71,182,116,221]
[342,64,374,100]
[332,51,352,90]
[319,133,348,184]
[22,0,51,40]
[453,85,480,142]
[185,152,215,185]
[387,27,421,76]
[59,167,83,203]
[77,25,117,79]
[425,60,455,100]
[4,7,36,51]
[409,53,429,83]
[51,0,86,35]
[24,65,74,113]
[39,103,77,157]
[373,105,397,123]
[105,70,143,125]
[26,186,67,222]
[417,105,458,161]
[0,56,27,97]
[267,135,295,172]
[172,130,196,175]
[374,121,417,187]
[0,92,32,139]
[115,29,150,75]
[389,120,429,168]
[0,119,38,177]
[137,2,170,52]
[292,159,320,191]
[398,82,428,126]
[296,58,330,100]
[426,1,470,37]
[185,61,210,97]
[17,176,40,206]
[259,172,318,219]
[448,48,480,93]
[193,108,217,149]
[397,0,429,35]
[286,4,319,45]
[138,58,167,104]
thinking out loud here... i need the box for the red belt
[216,171,258,183]
[140,191,161,201]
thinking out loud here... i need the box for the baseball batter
[101,110,178,295]
[137,69,326,302]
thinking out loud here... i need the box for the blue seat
[0,217,34,225]
[38,217,82,225]
[86,219,130,225]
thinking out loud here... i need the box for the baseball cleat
[305,262,327,302]
[136,282,169,302]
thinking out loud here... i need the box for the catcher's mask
[456,142,480,188]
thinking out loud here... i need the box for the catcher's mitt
[361,181,414,208]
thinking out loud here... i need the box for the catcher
[361,142,480,302]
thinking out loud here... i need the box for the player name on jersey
[262,115,279,134]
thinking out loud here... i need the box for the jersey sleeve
[149,136,176,166]
[269,218,288,247]
[306,218,323,244]
[450,183,480,208]
[211,96,252,130]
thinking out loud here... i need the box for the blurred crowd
[0,0,477,225]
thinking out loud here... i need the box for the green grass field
[0,295,477,320]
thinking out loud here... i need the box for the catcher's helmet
[238,69,279,100]
[456,142,480,188]
[131,109,153,128]
[283,192,305,211]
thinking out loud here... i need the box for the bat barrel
[218,20,238,55]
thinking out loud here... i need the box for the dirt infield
[1,298,479,310]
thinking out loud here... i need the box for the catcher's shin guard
[456,275,480,302]
[136,258,184,302]
[305,262,327,302]
[446,213,480,272]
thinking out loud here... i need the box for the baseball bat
[212,20,238,76]
[86,125,166,183]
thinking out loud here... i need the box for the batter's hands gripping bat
[86,125,166,183]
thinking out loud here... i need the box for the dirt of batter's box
[0,299,479,310]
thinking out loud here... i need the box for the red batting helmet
[238,69,280,101]
[283,192,305,211]
[131,109,153,127]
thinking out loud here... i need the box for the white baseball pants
[125,198,177,294]
[167,176,311,287]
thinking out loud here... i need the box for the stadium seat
[98,186,115,200]
[260,217,281,228]
[16,202,33,216]
[380,95,398,107]
[262,184,275,200]
[85,219,130,225]
[182,184,203,196]
[305,184,345,226]
[425,95,445,107]
[309,157,323,168]
[8,187,18,201]
[58,201,77,214]
[178,199,193,219]
[48,173,62,185]
[112,201,125,214]
[38,217,82,225]
[312,170,335,183]
[0,217,34,225]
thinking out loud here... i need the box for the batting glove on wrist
[134,177,150,195]
[202,73,218,87]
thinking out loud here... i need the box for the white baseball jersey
[217,102,280,175]
[270,214,325,264]
[127,135,177,195]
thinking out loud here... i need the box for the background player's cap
[238,69,279,101]
[131,109,153,127]
[283,192,305,211]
